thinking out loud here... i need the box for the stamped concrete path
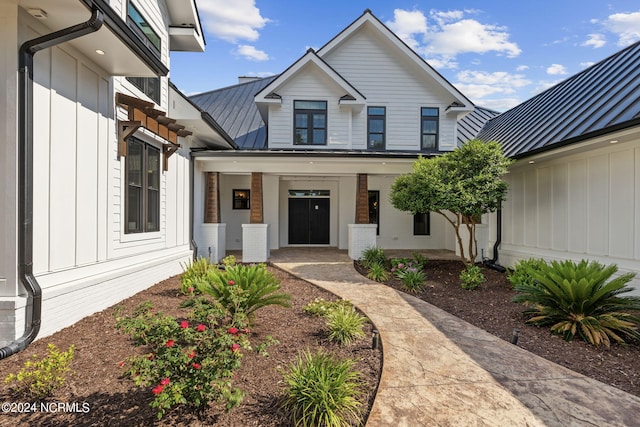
[267,247,640,427]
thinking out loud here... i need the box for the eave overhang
[20,0,167,76]
[166,0,205,52]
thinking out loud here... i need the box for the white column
[199,223,226,262]
[348,224,377,260]
[242,224,270,263]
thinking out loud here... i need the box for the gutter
[0,7,104,360]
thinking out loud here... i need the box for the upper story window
[294,100,327,145]
[125,137,160,234]
[421,107,439,150]
[126,76,161,104]
[367,107,386,150]
[127,2,161,57]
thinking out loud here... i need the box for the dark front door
[288,198,330,244]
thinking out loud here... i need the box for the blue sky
[170,1,640,111]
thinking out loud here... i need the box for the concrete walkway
[268,248,640,427]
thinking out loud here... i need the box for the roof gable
[316,9,473,111]
[478,40,640,158]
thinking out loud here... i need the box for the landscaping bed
[0,266,381,426]
[355,258,640,397]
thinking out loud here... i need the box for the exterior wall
[1,3,194,346]
[266,25,460,151]
[496,136,640,292]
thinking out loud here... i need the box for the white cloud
[516,65,529,71]
[197,0,270,43]
[454,70,531,107]
[546,63,568,75]
[386,9,427,50]
[580,61,595,68]
[582,33,606,48]
[595,11,640,46]
[533,79,563,95]
[234,45,269,61]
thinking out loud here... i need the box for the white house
[189,10,480,263]
[0,0,233,355]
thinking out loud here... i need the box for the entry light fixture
[28,8,48,19]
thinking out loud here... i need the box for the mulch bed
[0,267,381,426]
[355,259,640,397]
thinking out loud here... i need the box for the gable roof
[477,40,640,158]
[457,106,501,145]
[254,49,367,120]
[190,76,277,149]
[317,9,473,111]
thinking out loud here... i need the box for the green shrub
[221,254,237,268]
[115,303,248,419]
[326,305,367,345]
[412,251,428,266]
[507,258,547,288]
[360,247,387,269]
[280,350,363,427]
[366,262,389,282]
[512,259,640,347]
[460,265,486,290]
[400,269,426,293]
[5,344,75,399]
[180,257,217,295]
[303,298,353,317]
[195,263,291,324]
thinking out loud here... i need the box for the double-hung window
[367,107,386,149]
[125,137,160,234]
[421,107,439,150]
[294,101,327,145]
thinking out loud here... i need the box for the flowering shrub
[180,257,218,295]
[4,344,75,399]
[303,298,353,317]
[114,302,250,419]
[460,265,486,290]
[391,258,426,292]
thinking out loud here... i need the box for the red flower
[231,343,240,352]
[196,324,206,332]
[180,320,189,329]
[117,360,125,367]
[243,328,251,334]
[160,378,170,386]
[228,280,235,285]
[191,363,201,369]
[166,339,175,348]
[188,287,194,293]
[152,385,164,395]
[188,350,197,359]
[227,327,239,335]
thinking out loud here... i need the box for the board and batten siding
[498,139,640,291]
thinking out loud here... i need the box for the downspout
[483,208,506,273]
[0,7,103,360]
[189,153,198,261]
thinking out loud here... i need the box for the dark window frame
[367,106,386,150]
[127,1,161,56]
[125,137,161,234]
[232,189,251,210]
[294,100,327,145]
[413,212,430,236]
[126,76,161,104]
[368,190,380,235]
[420,107,439,151]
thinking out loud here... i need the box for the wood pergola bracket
[118,120,142,159]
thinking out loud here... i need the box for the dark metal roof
[477,41,640,158]
[189,76,277,149]
[457,106,501,145]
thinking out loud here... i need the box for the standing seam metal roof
[476,40,640,158]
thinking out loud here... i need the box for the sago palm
[512,259,640,347]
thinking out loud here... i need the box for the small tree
[390,140,512,265]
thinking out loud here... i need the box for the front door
[288,198,330,244]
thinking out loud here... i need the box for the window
[127,2,161,56]
[126,137,160,233]
[421,107,439,150]
[413,212,430,236]
[233,189,250,209]
[294,100,327,145]
[368,190,380,235]
[367,107,385,149]
[126,76,161,104]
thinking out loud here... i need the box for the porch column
[243,172,269,262]
[201,172,226,262]
[349,173,377,260]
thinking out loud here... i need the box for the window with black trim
[127,2,161,56]
[413,212,430,236]
[126,137,160,234]
[421,107,439,150]
[294,100,327,145]
[126,76,161,104]
[367,106,385,149]
[233,189,250,209]
[368,190,380,235]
